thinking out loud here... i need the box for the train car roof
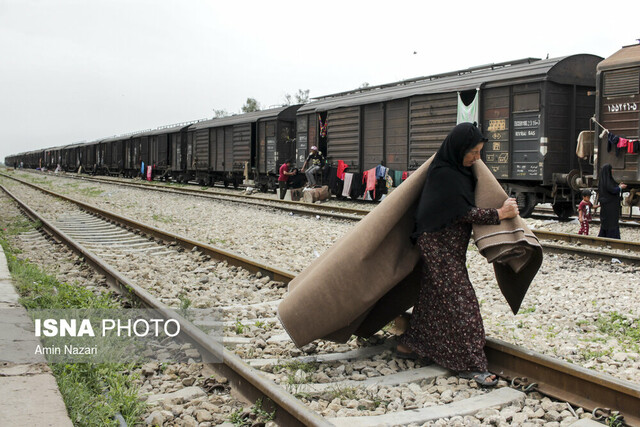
[298,54,602,113]
[139,123,192,136]
[597,43,640,72]
[190,105,302,130]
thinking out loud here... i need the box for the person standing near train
[577,190,599,235]
[597,163,627,239]
[396,122,519,387]
[278,159,296,200]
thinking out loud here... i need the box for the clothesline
[590,116,609,139]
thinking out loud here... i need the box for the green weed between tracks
[0,214,146,426]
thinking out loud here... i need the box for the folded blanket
[278,158,542,348]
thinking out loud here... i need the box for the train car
[137,124,184,180]
[100,136,126,175]
[297,54,601,216]
[591,42,640,203]
[80,141,99,174]
[185,106,300,189]
[43,145,63,170]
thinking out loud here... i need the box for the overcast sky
[1,0,638,162]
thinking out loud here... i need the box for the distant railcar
[184,105,300,189]
[297,54,602,216]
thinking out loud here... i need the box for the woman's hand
[497,198,519,220]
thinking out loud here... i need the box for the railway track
[532,206,640,228]
[6,170,640,266]
[1,174,639,425]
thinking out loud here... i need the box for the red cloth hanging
[363,167,377,199]
[337,160,349,180]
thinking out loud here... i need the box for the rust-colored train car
[592,42,640,197]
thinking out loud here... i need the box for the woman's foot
[395,343,432,363]
[458,371,498,387]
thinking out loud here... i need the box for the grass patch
[77,186,104,197]
[0,222,146,426]
[151,213,173,224]
[229,398,275,426]
[273,360,318,386]
[596,312,640,352]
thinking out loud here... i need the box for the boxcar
[297,54,601,216]
[185,105,300,189]
[137,123,188,180]
[592,42,640,199]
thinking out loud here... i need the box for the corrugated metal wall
[214,129,224,171]
[265,122,276,174]
[385,99,408,171]
[171,134,182,170]
[157,135,168,167]
[233,124,251,171]
[327,106,360,167]
[224,127,233,172]
[207,129,216,171]
[544,82,572,179]
[186,133,193,169]
[194,129,209,169]
[362,103,384,170]
[599,69,640,176]
[258,121,266,173]
[295,115,308,167]
[409,93,457,167]
[141,137,149,167]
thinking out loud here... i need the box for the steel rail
[43,172,368,220]
[0,183,330,427]
[2,174,640,424]
[5,172,640,269]
[487,338,640,426]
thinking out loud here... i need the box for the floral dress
[400,207,499,372]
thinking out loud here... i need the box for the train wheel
[552,201,574,221]
[233,179,239,189]
[515,192,537,218]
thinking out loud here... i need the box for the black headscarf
[598,163,620,204]
[413,122,487,238]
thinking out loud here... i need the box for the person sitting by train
[577,189,599,236]
[597,163,627,239]
[301,146,325,187]
[278,159,296,200]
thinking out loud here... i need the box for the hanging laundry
[607,133,619,153]
[342,173,353,198]
[393,170,403,186]
[141,161,145,175]
[456,89,479,125]
[402,171,408,181]
[575,130,594,160]
[349,173,365,199]
[363,167,377,200]
[319,115,328,138]
[375,165,386,179]
[385,173,393,190]
[337,160,349,180]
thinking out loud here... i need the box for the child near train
[578,189,599,235]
